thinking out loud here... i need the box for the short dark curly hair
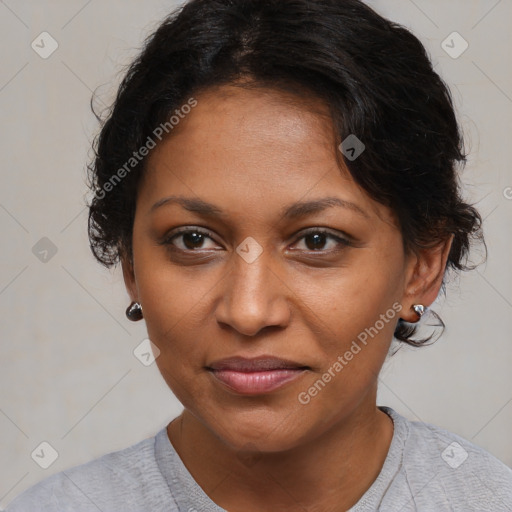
[87,0,484,347]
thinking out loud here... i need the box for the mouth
[206,356,310,395]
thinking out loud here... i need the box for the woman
[6,0,512,510]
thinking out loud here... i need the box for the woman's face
[124,85,418,452]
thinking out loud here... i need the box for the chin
[205,406,315,453]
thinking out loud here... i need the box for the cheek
[138,264,212,408]
[132,225,222,336]
[290,245,403,343]
[291,247,403,401]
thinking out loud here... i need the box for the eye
[291,228,352,252]
[161,226,352,254]
[162,227,220,251]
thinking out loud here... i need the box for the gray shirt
[4,407,512,511]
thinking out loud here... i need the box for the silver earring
[126,301,143,321]
[412,304,425,318]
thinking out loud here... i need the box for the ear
[121,254,139,303]
[400,234,454,322]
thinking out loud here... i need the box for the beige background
[1,0,511,507]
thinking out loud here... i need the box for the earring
[126,301,143,321]
[412,304,425,318]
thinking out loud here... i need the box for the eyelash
[161,226,352,254]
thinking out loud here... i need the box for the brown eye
[304,232,328,250]
[292,229,351,253]
[181,231,207,250]
[163,228,220,251]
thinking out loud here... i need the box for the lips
[206,356,309,394]
[208,356,307,372]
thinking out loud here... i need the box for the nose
[215,249,291,337]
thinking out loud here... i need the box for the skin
[122,84,453,511]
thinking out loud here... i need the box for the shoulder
[4,430,176,512]
[383,407,512,511]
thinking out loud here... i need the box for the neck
[167,399,393,512]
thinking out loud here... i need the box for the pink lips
[207,356,308,395]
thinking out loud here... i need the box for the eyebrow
[149,195,369,220]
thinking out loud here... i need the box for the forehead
[158,83,336,160]
[140,84,393,226]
